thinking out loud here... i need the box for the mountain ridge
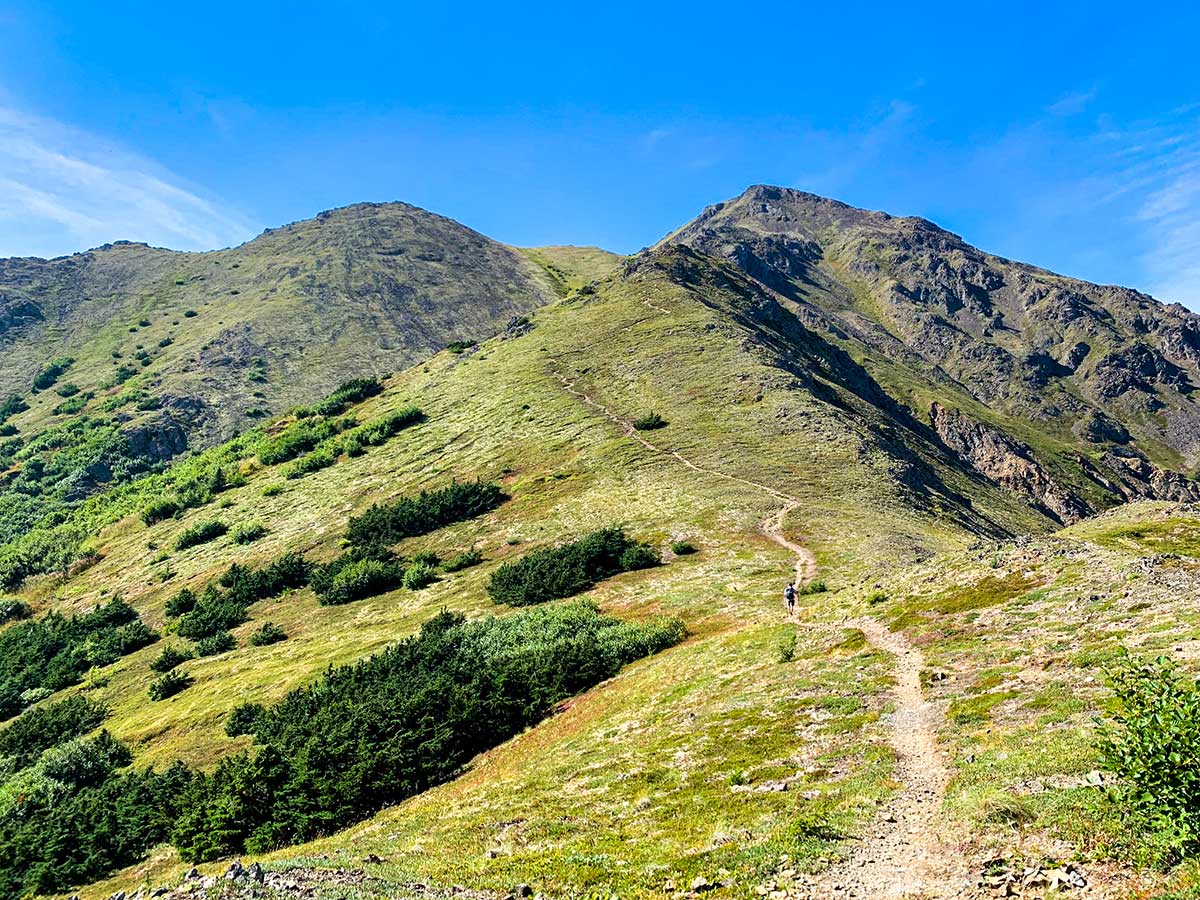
[2,185,1200,900]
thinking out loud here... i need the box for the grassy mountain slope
[0,201,557,452]
[1,189,1199,899]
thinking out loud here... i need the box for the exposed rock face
[668,185,1200,465]
[1073,410,1130,445]
[1099,449,1200,503]
[929,403,1091,524]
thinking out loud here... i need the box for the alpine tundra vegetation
[1,188,1200,900]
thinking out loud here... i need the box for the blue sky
[1,1,1198,307]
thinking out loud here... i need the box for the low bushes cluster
[296,377,383,418]
[486,527,659,606]
[0,741,192,896]
[0,695,108,770]
[281,406,425,477]
[172,602,685,860]
[312,552,405,606]
[257,417,355,466]
[347,481,506,548]
[0,599,156,720]
[249,622,286,647]
[174,553,309,641]
[174,519,227,550]
[32,357,74,392]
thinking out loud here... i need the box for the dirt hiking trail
[556,360,968,899]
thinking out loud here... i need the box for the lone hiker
[784,581,797,616]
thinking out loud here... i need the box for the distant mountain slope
[0,201,558,449]
[665,185,1200,519]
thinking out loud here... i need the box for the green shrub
[150,645,193,673]
[171,602,684,861]
[138,319,152,327]
[176,553,309,640]
[347,481,506,548]
[350,406,425,448]
[261,483,285,497]
[308,377,383,417]
[164,587,197,618]
[225,702,265,737]
[402,561,437,590]
[317,557,404,606]
[0,599,151,721]
[0,394,28,424]
[0,695,108,770]
[231,522,268,544]
[257,417,354,466]
[632,412,667,431]
[149,669,192,700]
[443,548,483,572]
[52,393,91,415]
[175,593,246,641]
[777,630,798,663]
[195,631,236,657]
[0,598,32,623]
[142,497,181,526]
[55,382,81,398]
[184,309,198,317]
[174,520,227,550]
[1099,653,1200,863]
[798,579,828,595]
[487,527,659,606]
[283,442,339,479]
[446,339,477,354]
[32,357,74,391]
[248,622,286,647]
[669,540,697,555]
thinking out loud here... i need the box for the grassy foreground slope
[0,243,1021,898]
[6,239,1196,899]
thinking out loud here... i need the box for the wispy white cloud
[791,99,916,197]
[0,106,257,258]
[1045,87,1098,117]
[1136,153,1200,307]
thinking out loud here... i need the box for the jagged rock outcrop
[929,403,1091,524]
[667,185,1200,466]
[1099,449,1200,503]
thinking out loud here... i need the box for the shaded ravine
[554,348,965,898]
